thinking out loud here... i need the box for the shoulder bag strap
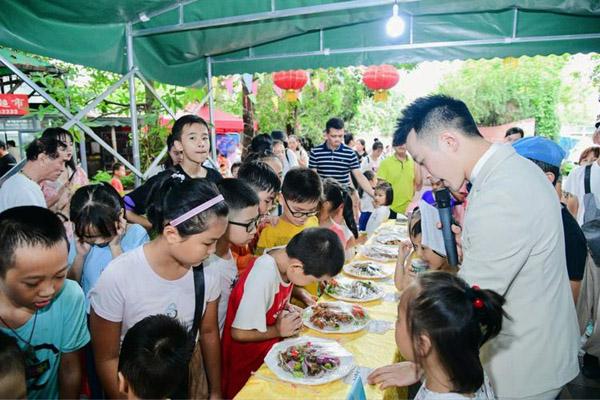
[585,165,592,195]
[191,265,205,335]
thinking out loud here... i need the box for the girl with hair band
[369,272,506,399]
[89,178,228,399]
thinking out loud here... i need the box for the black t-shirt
[562,204,587,281]
[124,164,222,215]
[0,153,17,176]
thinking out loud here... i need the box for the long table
[235,221,408,400]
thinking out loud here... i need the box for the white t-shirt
[204,250,238,334]
[414,374,495,400]
[232,252,291,333]
[89,245,220,342]
[563,162,600,225]
[360,191,375,213]
[366,206,390,235]
[0,172,46,212]
[360,155,380,172]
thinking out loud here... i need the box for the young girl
[331,185,361,259]
[89,178,228,399]
[365,182,393,235]
[358,170,377,231]
[369,272,504,399]
[395,208,453,291]
[319,178,350,247]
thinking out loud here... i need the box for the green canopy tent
[1,0,599,182]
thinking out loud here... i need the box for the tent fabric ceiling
[1,1,599,87]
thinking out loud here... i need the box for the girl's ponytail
[465,285,506,346]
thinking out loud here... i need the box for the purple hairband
[170,195,224,227]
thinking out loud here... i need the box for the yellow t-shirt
[377,154,416,215]
[255,216,319,255]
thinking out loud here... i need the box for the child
[319,178,349,246]
[68,183,149,307]
[204,178,260,333]
[368,272,504,399]
[118,315,192,399]
[221,228,345,398]
[358,170,377,231]
[89,178,228,399]
[394,208,452,291]
[365,181,393,235]
[110,162,126,195]
[0,331,26,399]
[230,161,242,178]
[125,115,222,229]
[0,206,89,399]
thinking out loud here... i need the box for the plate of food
[265,336,354,385]
[302,302,370,334]
[374,232,408,246]
[376,224,408,237]
[343,260,392,279]
[359,244,398,262]
[324,277,385,302]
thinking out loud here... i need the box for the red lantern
[362,64,399,102]
[272,70,308,102]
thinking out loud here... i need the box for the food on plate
[361,244,398,260]
[278,342,340,378]
[344,261,389,278]
[325,278,383,301]
[308,303,367,330]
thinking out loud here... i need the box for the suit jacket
[459,144,579,398]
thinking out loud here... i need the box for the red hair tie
[471,285,484,309]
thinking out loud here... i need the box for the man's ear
[545,172,556,185]
[439,131,460,153]
[118,372,129,396]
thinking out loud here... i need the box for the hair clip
[473,298,485,309]
[171,172,186,181]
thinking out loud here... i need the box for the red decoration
[0,94,29,116]
[362,65,399,102]
[272,70,308,102]
[473,298,485,309]
[472,285,480,291]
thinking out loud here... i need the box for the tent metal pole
[0,52,143,178]
[126,23,142,187]
[133,0,397,37]
[206,56,217,162]
[131,0,198,25]
[135,71,176,118]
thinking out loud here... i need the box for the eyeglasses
[228,215,261,233]
[282,196,318,219]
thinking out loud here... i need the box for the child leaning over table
[221,228,345,399]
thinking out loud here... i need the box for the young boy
[255,167,321,255]
[0,331,26,399]
[221,228,345,398]
[118,315,192,399]
[110,162,126,195]
[0,206,89,399]
[205,178,260,333]
[124,114,222,229]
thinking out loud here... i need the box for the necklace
[0,311,39,364]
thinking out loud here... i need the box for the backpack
[582,165,600,266]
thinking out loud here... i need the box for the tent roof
[1,1,599,86]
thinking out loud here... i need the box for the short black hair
[0,140,5,150]
[118,315,192,399]
[6,140,16,147]
[357,138,366,147]
[281,168,322,203]
[407,272,506,394]
[322,178,345,211]
[325,117,344,133]
[70,183,125,239]
[363,170,375,181]
[372,141,384,151]
[394,95,482,146]
[147,177,228,235]
[171,115,209,143]
[0,331,25,381]
[505,127,524,138]
[25,137,62,161]
[271,130,287,143]
[41,127,75,171]
[286,227,344,277]
[0,206,67,277]
[343,132,354,145]
[112,162,124,173]
[238,161,281,194]
[375,182,393,206]
[528,158,560,186]
[249,133,273,155]
[217,178,259,211]
[166,134,176,150]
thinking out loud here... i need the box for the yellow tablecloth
[235,221,407,400]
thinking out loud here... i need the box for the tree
[438,55,568,139]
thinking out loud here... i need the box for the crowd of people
[0,96,599,400]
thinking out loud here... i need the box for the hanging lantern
[272,70,308,102]
[362,64,400,102]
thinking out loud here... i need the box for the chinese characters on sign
[0,94,29,116]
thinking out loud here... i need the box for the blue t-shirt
[0,280,90,400]
[68,224,149,311]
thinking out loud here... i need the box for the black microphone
[434,188,459,267]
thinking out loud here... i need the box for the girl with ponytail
[369,271,507,399]
[89,177,228,399]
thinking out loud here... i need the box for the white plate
[302,302,370,334]
[324,277,385,302]
[374,231,408,246]
[360,245,398,262]
[343,260,393,279]
[264,336,354,385]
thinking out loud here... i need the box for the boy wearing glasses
[205,179,260,334]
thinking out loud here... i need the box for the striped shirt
[309,142,360,186]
